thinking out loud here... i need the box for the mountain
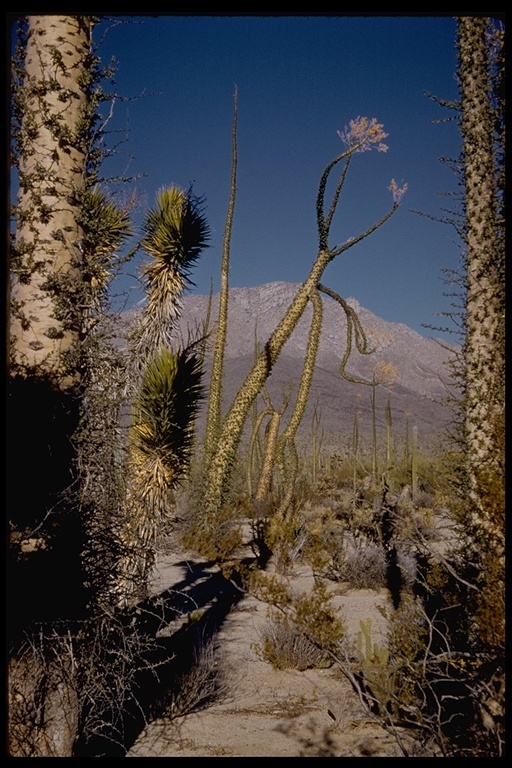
[170,282,459,457]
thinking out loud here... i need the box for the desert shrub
[384,591,499,757]
[336,547,504,759]
[384,593,430,711]
[8,612,168,758]
[406,505,437,541]
[265,507,308,574]
[290,580,347,654]
[341,544,388,589]
[335,498,380,543]
[162,638,227,719]
[298,505,345,576]
[384,449,461,499]
[263,501,347,578]
[315,442,503,757]
[179,500,244,562]
[251,572,346,663]
[414,453,460,497]
[284,466,323,508]
[8,630,80,757]
[317,452,375,493]
[344,542,418,592]
[258,615,331,671]
[336,593,445,757]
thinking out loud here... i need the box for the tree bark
[10,16,93,389]
[457,17,505,542]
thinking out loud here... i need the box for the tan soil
[126,547,403,758]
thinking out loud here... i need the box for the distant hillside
[124,282,460,457]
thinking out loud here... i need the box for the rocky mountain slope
[170,281,459,457]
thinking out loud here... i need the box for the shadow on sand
[73,557,252,757]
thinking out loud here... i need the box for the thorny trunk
[8,16,95,757]
[203,250,334,515]
[10,16,93,389]
[458,17,505,552]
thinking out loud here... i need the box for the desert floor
[127,542,403,758]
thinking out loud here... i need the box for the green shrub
[180,501,244,562]
[251,572,346,661]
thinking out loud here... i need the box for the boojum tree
[10,16,94,390]
[203,88,238,471]
[9,14,137,624]
[338,19,505,756]
[244,286,324,562]
[8,15,138,756]
[456,17,504,603]
[200,117,407,534]
[263,288,325,553]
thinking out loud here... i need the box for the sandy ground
[126,548,402,758]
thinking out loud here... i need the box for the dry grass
[257,617,331,671]
[162,637,228,719]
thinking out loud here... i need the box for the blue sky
[18,14,469,340]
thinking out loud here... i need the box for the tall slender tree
[203,88,238,468]
[8,16,213,755]
[201,117,406,526]
[9,15,103,636]
[10,16,95,387]
[8,15,136,756]
[456,15,505,646]
[359,18,506,755]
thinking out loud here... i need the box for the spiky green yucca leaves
[80,185,133,308]
[133,186,210,366]
[129,346,203,520]
[141,185,209,275]
[121,346,202,598]
[82,185,133,260]
[119,186,208,603]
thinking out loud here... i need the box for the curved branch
[316,151,354,249]
[325,158,351,233]
[318,283,375,386]
[275,289,324,519]
[330,202,399,258]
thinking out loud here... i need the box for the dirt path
[126,549,402,758]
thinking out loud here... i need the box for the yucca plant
[130,185,210,376]
[129,347,203,510]
[121,345,204,602]
[118,186,209,604]
[80,185,135,301]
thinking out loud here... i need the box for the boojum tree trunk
[10,16,94,390]
[9,16,95,757]
[202,117,403,521]
[457,17,505,549]
[203,88,238,468]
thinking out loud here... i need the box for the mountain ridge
[170,281,459,455]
